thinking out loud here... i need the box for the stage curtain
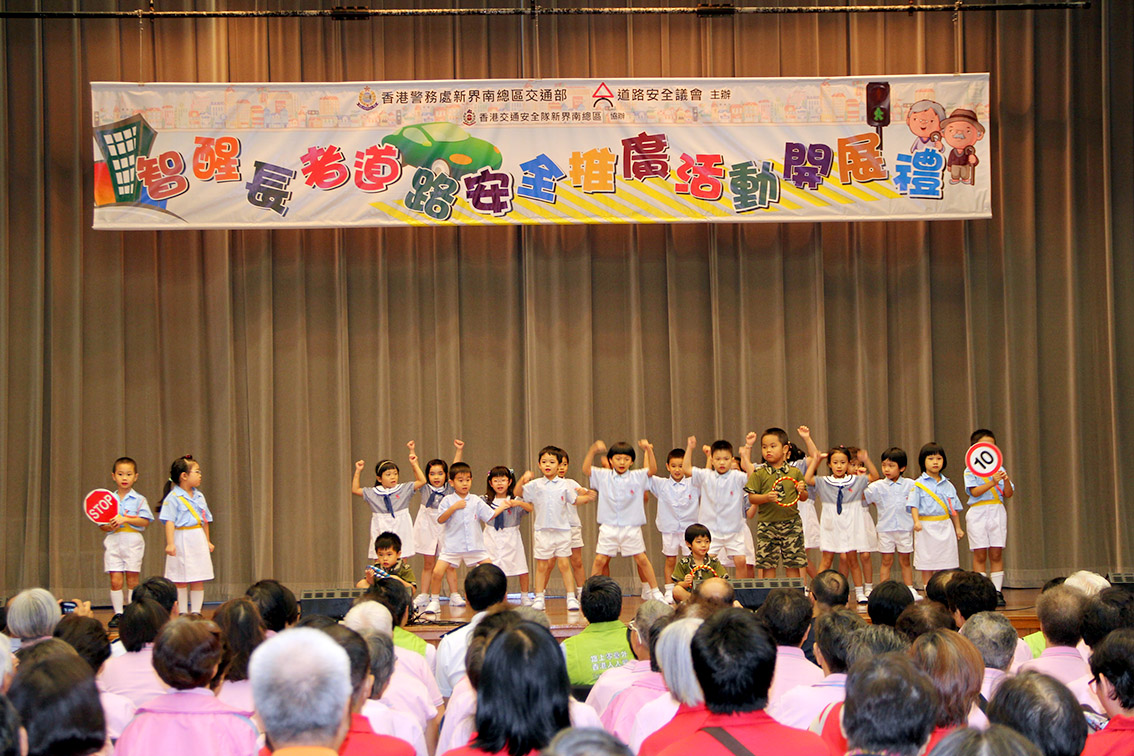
[0,0,1130,599]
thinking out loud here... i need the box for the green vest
[393,625,428,658]
[1023,630,1045,659]
[561,620,633,686]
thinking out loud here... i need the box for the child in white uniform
[804,445,876,604]
[351,441,427,560]
[483,466,533,604]
[864,447,917,598]
[102,457,153,625]
[411,439,464,609]
[964,428,1014,604]
[647,447,701,604]
[516,446,587,612]
[160,454,214,615]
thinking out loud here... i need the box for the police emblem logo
[357,86,378,111]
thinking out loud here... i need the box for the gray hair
[847,624,910,667]
[251,628,352,747]
[654,618,704,706]
[361,630,396,695]
[7,589,61,641]
[542,727,632,756]
[633,600,675,645]
[960,611,1018,671]
[909,99,946,121]
[1065,571,1110,597]
[342,601,392,637]
[514,605,551,629]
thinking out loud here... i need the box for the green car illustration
[382,122,502,178]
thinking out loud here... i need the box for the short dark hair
[52,615,110,673]
[761,428,789,446]
[811,570,850,607]
[320,624,370,697]
[1090,628,1134,710]
[424,458,449,479]
[932,725,1043,756]
[945,571,998,620]
[880,447,908,468]
[466,564,508,612]
[709,440,733,457]
[538,446,565,463]
[364,578,412,625]
[757,588,812,647]
[684,523,710,544]
[987,671,1088,756]
[0,696,20,756]
[466,609,526,690]
[814,608,865,674]
[295,614,338,630]
[1042,576,1067,592]
[1036,585,1087,647]
[918,442,948,474]
[646,616,672,673]
[374,531,402,553]
[844,653,939,756]
[8,654,106,756]
[1081,588,1134,649]
[691,608,776,714]
[847,624,910,667]
[970,428,996,445]
[245,579,299,633]
[449,461,472,480]
[895,601,957,642]
[132,576,178,613]
[113,456,137,472]
[152,617,224,690]
[926,568,963,605]
[867,580,915,627]
[119,597,170,652]
[666,448,685,465]
[606,442,636,462]
[365,631,397,696]
[212,598,265,683]
[581,576,623,624]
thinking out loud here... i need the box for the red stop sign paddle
[84,489,119,525]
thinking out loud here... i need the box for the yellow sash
[970,476,1003,506]
[177,495,205,530]
[913,481,955,517]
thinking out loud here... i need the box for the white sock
[991,571,1004,591]
[575,587,583,598]
[664,583,675,594]
[431,593,440,601]
[189,590,204,614]
[536,592,546,599]
[110,590,124,615]
[865,583,873,593]
[177,586,189,612]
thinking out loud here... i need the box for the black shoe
[996,591,1006,607]
[108,613,123,629]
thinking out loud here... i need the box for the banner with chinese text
[91,75,991,229]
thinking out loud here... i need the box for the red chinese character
[674,153,725,200]
[136,151,189,201]
[299,145,350,190]
[352,144,402,193]
[192,136,242,182]
[621,131,670,181]
[837,132,889,184]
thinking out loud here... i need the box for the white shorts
[104,530,145,573]
[534,529,572,560]
[412,507,445,557]
[709,529,748,561]
[876,530,914,554]
[438,550,489,567]
[483,526,528,576]
[371,510,415,559]
[596,524,646,557]
[966,504,1007,550]
[570,525,584,550]
[661,531,691,557]
[799,500,820,549]
[164,527,214,583]
[856,507,878,552]
[913,519,960,571]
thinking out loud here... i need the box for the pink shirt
[586,659,653,717]
[382,666,438,731]
[768,646,825,705]
[766,673,846,730]
[1009,637,1035,673]
[602,672,669,743]
[981,668,1008,703]
[113,688,259,756]
[98,688,137,741]
[628,694,681,753]
[1068,673,1104,713]
[1018,645,1092,686]
[395,646,444,706]
[216,679,255,715]
[362,699,428,756]
[98,645,170,709]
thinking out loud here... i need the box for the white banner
[91,74,991,229]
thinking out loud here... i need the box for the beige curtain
[1,0,1130,601]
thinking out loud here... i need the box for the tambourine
[689,563,719,580]
[771,476,802,507]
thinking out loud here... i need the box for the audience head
[811,570,850,609]
[847,624,910,667]
[1036,585,1087,647]
[580,576,623,624]
[6,589,60,643]
[895,600,957,642]
[813,607,866,674]
[342,601,393,637]
[758,588,812,647]
[960,611,1018,672]
[631,600,674,664]
[466,564,509,612]
[931,725,1043,756]
[1081,587,1134,650]
[363,578,412,626]
[908,629,983,728]
[467,609,527,690]
[473,622,571,756]
[987,671,1088,756]
[8,653,105,756]
[926,569,963,605]
[152,617,224,690]
[251,628,352,750]
[294,615,338,630]
[692,577,735,612]
[1089,628,1134,717]
[542,728,632,756]
[52,615,110,674]
[213,597,265,684]
[364,631,396,699]
[118,597,170,653]
[318,625,372,710]
[654,618,704,706]
[245,579,299,633]
[1064,570,1110,597]
[843,653,940,756]
[691,607,776,714]
[946,570,998,622]
[644,616,672,672]
[867,580,916,627]
[132,576,178,616]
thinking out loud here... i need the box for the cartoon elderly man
[941,108,985,185]
[906,99,946,153]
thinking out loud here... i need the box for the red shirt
[818,701,847,754]
[638,704,711,756]
[923,726,960,755]
[657,710,833,756]
[441,741,537,756]
[340,714,415,756]
[1082,715,1134,756]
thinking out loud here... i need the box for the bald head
[695,578,735,610]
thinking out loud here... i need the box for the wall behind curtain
[1,0,1130,599]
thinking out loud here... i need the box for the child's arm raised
[859,449,880,482]
[437,498,466,524]
[351,460,366,497]
[740,432,756,475]
[581,440,606,479]
[682,436,696,478]
[514,470,533,497]
[407,441,427,490]
[797,425,821,463]
[803,452,823,487]
[640,439,658,477]
[453,438,465,464]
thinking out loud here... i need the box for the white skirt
[855,506,878,552]
[370,510,415,559]
[483,526,528,576]
[819,500,870,554]
[164,527,214,583]
[413,506,445,557]
[799,499,820,549]
[913,519,960,571]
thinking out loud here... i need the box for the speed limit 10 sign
[966,442,1003,478]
